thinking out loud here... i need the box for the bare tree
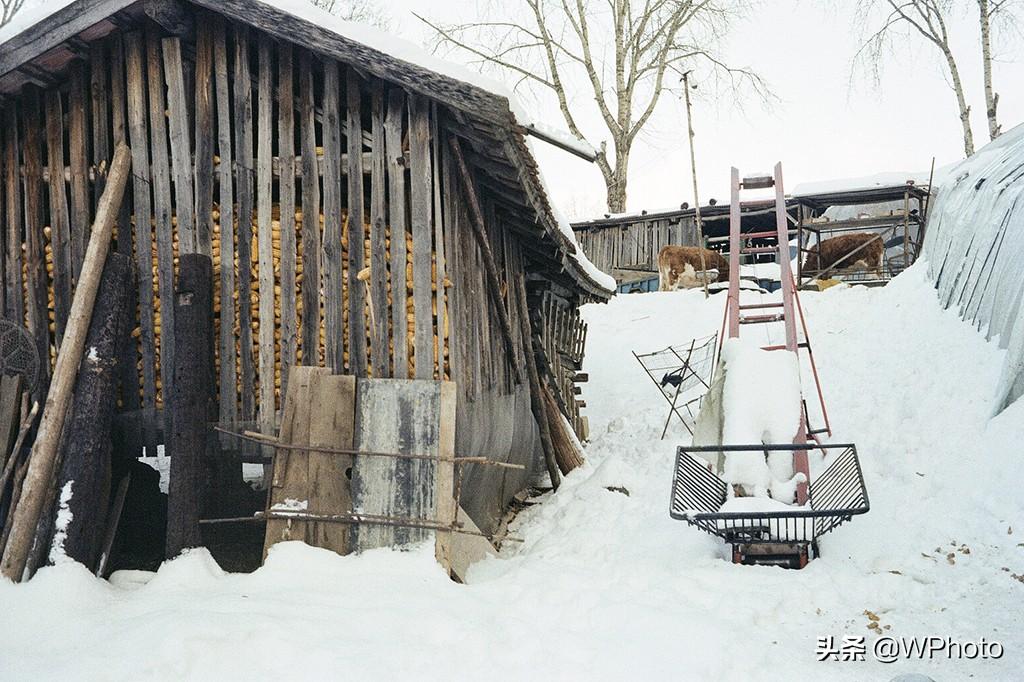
[311,0,390,29]
[857,1,975,156]
[419,1,767,213]
[1,0,25,29]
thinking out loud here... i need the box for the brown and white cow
[657,246,730,291]
[803,232,884,276]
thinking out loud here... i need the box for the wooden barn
[0,0,613,578]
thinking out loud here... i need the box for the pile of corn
[28,204,451,413]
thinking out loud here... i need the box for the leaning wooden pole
[447,136,523,385]
[0,144,130,582]
[514,275,561,491]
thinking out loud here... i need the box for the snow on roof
[791,170,943,197]
[0,0,614,295]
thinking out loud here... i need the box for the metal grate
[670,443,870,544]
[0,320,40,394]
[633,332,717,438]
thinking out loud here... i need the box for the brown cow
[803,233,884,276]
[658,246,730,291]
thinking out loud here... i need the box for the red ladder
[721,163,832,504]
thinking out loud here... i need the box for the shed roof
[0,0,615,298]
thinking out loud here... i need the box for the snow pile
[716,339,804,499]
[2,264,1023,681]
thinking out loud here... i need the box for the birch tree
[1,0,25,29]
[978,0,1001,139]
[420,1,767,213]
[858,0,975,156]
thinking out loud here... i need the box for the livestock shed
[571,181,930,290]
[0,0,613,575]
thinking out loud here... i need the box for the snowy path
[1,265,1021,680]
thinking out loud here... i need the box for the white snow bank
[2,264,1023,681]
[47,481,75,566]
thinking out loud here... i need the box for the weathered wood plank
[278,43,297,392]
[431,104,447,382]
[212,21,236,424]
[124,32,157,455]
[108,35,133,261]
[233,24,256,422]
[193,21,215,259]
[45,89,73,347]
[20,90,50,397]
[256,35,276,438]
[408,94,433,380]
[161,37,197,255]
[307,373,355,554]
[345,67,367,377]
[321,60,344,373]
[297,51,320,366]
[146,29,176,408]
[3,105,24,324]
[384,87,407,379]
[90,43,110,205]
[68,62,91,280]
[263,365,324,554]
[351,379,456,554]
[368,80,388,378]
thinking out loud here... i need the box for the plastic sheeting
[924,122,1024,414]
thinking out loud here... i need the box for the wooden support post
[278,43,297,392]
[298,52,321,365]
[166,253,215,558]
[447,136,522,385]
[0,144,130,583]
[345,68,367,376]
[54,252,132,569]
[256,37,275,443]
[385,88,408,378]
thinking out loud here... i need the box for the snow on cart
[670,165,870,568]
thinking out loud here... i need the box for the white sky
[389,0,1024,220]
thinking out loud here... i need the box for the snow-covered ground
[2,264,1022,680]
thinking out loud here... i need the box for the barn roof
[0,0,615,299]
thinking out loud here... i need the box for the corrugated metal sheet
[924,122,1024,413]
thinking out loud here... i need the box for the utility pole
[682,71,709,299]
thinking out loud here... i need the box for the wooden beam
[256,36,275,444]
[345,67,367,376]
[144,0,194,38]
[384,88,408,379]
[278,43,297,393]
[298,51,320,366]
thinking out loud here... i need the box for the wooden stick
[95,473,131,578]
[447,136,523,384]
[0,402,39,494]
[0,144,131,582]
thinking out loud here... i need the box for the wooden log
[278,43,297,392]
[513,274,560,490]
[368,80,388,378]
[68,63,91,280]
[408,94,433,380]
[345,67,367,376]
[298,51,320,364]
[3,104,24,323]
[322,60,344,372]
[166,253,215,558]
[0,143,130,583]
[256,36,275,438]
[213,21,237,424]
[431,104,448,379]
[162,37,197,255]
[193,22,215,259]
[22,89,51,399]
[447,136,522,385]
[124,32,158,456]
[385,88,408,378]
[45,89,73,347]
[53,252,132,569]
[233,24,255,422]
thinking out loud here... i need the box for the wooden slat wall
[0,20,542,446]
